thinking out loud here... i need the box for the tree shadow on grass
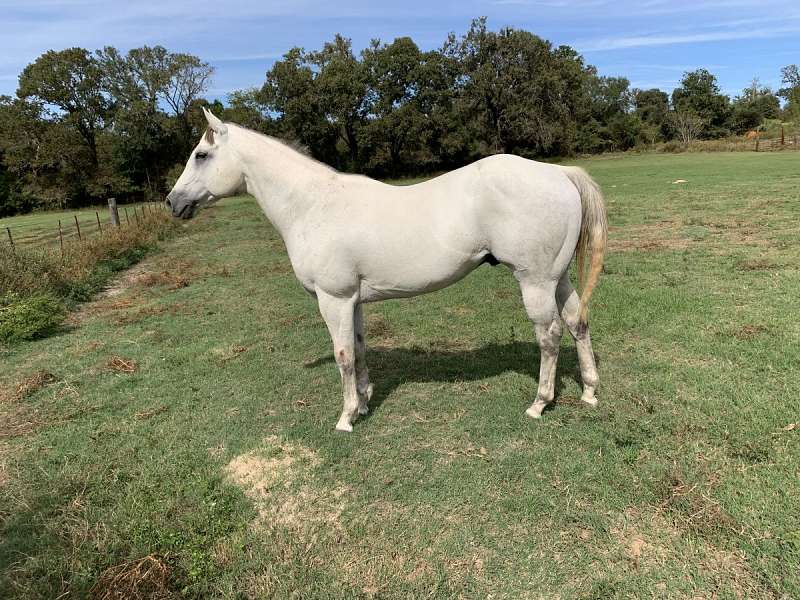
[304,341,599,419]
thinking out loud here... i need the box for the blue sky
[1,0,798,101]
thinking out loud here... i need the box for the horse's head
[166,108,245,219]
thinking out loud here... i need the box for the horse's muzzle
[165,195,198,220]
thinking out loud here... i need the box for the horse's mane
[227,123,339,174]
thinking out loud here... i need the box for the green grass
[1,202,163,248]
[1,152,799,598]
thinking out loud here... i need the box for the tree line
[1,18,798,216]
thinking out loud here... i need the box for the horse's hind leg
[354,304,373,416]
[556,273,599,406]
[519,279,563,418]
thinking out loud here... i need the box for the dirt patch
[100,262,160,299]
[89,554,176,600]
[69,257,220,325]
[224,436,346,531]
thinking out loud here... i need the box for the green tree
[730,79,780,134]
[446,18,590,156]
[779,65,800,120]
[17,48,110,168]
[360,37,452,175]
[634,88,670,143]
[671,69,732,138]
[310,35,370,168]
[224,89,274,133]
[260,47,338,164]
[578,75,640,152]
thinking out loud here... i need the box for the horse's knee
[335,348,355,375]
[535,319,562,355]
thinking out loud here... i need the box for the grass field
[1,152,799,598]
[1,202,163,248]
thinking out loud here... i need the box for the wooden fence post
[74,215,82,241]
[124,207,130,225]
[58,220,64,258]
[5,227,13,252]
[755,138,759,152]
[95,211,102,233]
[108,197,119,227]
[781,126,785,146]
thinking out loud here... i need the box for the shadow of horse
[304,341,596,417]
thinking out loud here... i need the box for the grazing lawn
[1,152,798,598]
[1,202,162,249]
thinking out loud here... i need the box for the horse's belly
[358,250,482,302]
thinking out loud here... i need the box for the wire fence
[2,199,168,256]
[754,135,800,152]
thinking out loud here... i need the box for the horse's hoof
[526,402,547,419]
[366,384,374,401]
[358,405,369,416]
[581,395,599,407]
[335,420,353,433]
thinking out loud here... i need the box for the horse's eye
[195,151,208,160]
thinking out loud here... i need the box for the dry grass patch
[609,221,691,253]
[0,440,11,486]
[365,312,394,341]
[611,507,771,599]
[655,469,739,536]
[211,344,248,363]
[134,405,168,420]
[734,324,770,340]
[89,554,175,600]
[10,370,57,401]
[106,356,137,374]
[737,259,780,271]
[0,371,58,440]
[224,436,347,533]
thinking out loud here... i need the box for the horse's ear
[202,106,228,137]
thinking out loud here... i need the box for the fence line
[754,135,799,152]
[2,200,165,251]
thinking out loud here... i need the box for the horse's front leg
[317,289,360,432]
[354,304,373,416]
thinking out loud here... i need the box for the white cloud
[578,25,800,52]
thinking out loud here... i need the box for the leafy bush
[0,292,66,342]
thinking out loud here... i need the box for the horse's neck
[232,128,334,236]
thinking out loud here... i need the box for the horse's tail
[559,166,608,324]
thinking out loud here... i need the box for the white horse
[167,108,608,432]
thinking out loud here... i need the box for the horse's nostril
[165,198,172,209]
